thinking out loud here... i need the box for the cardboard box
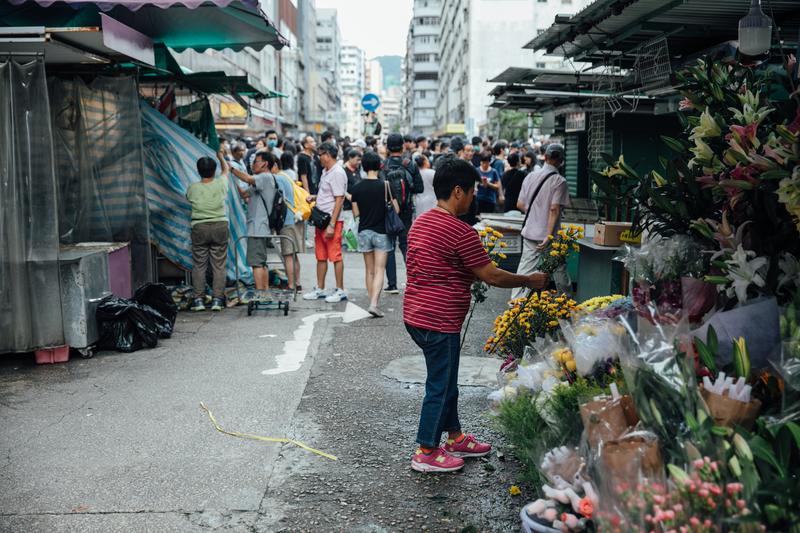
[593,221,632,246]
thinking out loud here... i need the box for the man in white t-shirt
[303,142,348,303]
[511,143,572,300]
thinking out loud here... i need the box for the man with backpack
[383,133,424,294]
[230,151,283,298]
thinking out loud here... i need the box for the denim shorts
[357,229,392,252]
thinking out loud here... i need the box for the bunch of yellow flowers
[575,294,626,314]
[478,225,509,263]
[552,346,577,373]
[537,224,584,274]
[485,291,577,355]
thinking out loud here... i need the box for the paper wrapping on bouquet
[580,397,628,448]
[598,432,664,502]
[700,386,761,430]
[620,394,640,427]
[691,297,780,370]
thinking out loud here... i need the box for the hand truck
[233,234,299,316]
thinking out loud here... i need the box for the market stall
[0,0,286,357]
[480,34,800,533]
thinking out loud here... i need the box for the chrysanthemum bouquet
[485,291,577,356]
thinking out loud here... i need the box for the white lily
[723,245,769,303]
[690,107,722,140]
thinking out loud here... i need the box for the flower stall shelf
[575,238,626,302]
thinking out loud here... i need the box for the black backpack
[382,158,414,213]
[259,174,287,233]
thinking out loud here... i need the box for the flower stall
[482,56,800,532]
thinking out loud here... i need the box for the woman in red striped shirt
[404,158,548,473]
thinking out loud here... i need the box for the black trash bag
[96,297,161,353]
[133,283,177,338]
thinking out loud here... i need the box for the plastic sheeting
[0,57,64,353]
[140,102,251,283]
[49,76,152,290]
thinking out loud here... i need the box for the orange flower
[578,496,594,518]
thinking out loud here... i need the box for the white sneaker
[303,287,328,301]
[324,288,347,303]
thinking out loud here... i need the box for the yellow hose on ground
[199,402,338,461]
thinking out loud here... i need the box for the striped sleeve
[457,228,491,269]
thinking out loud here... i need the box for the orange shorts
[314,221,344,262]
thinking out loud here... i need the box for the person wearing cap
[382,133,424,294]
[511,142,572,300]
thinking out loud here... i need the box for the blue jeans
[385,213,410,288]
[405,324,461,448]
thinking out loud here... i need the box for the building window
[415,72,438,81]
[536,62,546,68]
[537,29,545,35]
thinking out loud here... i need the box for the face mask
[267,139,277,148]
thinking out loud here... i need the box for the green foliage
[495,379,608,488]
[744,419,800,530]
[491,110,530,141]
[590,154,640,221]
[695,326,719,375]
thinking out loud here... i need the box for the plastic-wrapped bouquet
[486,291,577,357]
[597,456,753,533]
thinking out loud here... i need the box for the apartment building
[436,0,590,137]
[339,44,366,138]
[314,8,343,127]
[402,0,441,135]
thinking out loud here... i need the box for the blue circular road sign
[361,93,381,112]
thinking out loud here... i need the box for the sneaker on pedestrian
[190,298,206,312]
[443,434,492,458]
[325,288,348,303]
[210,297,224,312]
[410,447,464,473]
[368,305,384,318]
[384,285,400,295]
[303,287,328,300]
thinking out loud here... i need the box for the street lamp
[738,0,773,57]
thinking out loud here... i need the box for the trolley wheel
[247,301,254,316]
[78,347,94,359]
[283,302,289,316]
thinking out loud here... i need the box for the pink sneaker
[443,434,492,458]
[410,447,465,473]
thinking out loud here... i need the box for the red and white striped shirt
[403,209,491,333]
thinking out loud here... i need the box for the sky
[314,0,412,58]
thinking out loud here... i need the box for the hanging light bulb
[738,0,773,56]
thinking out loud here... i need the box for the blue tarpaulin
[140,102,251,284]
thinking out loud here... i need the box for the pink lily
[679,97,694,111]
[729,122,760,149]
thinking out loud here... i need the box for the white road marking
[261,303,371,376]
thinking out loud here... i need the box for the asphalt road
[0,252,527,532]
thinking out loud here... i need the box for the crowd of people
[186,129,569,318]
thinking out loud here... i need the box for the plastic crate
[34,346,70,364]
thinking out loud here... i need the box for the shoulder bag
[384,180,405,236]
[521,171,559,229]
[309,205,331,229]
